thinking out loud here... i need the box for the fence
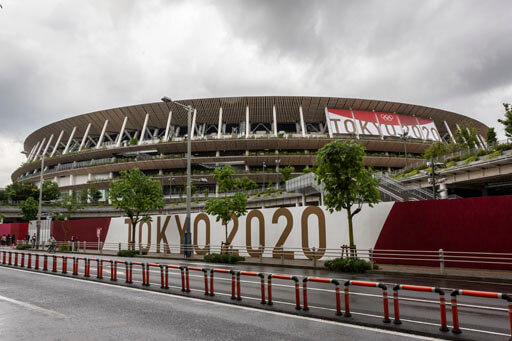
[1,249,511,339]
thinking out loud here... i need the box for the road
[2,250,512,340]
[0,266,434,341]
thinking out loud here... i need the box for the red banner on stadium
[327,109,440,141]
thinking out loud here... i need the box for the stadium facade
[12,96,488,198]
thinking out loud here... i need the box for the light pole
[21,151,44,248]
[262,161,266,190]
[162,96,194,257]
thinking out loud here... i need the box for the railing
[14,242,512,272]
[1,249,511,338]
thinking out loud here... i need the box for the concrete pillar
[191,109,197,139]
[444,121,456,143]
[299,106,306,137]
[117,117,128,146]
[324,107,333,138]
[96,120,109,149]
[63,127,77,154]
[273,105,278,136]
[439,183,448,199]
[35,138,46,159]
[51,130,64,157]
[138,113,149,145]
[79,123,91,151]
[245,106,250,138]
[217,107,223,138]
[164,110,172,141]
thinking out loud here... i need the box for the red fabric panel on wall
[374,196,512,269]
[51,218,111,242]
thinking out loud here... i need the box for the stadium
[12,96,488,200]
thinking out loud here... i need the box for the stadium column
[42,134,54,159]
[50,130,64,157]
[96,120,109,149]
[35,137,46,160]
[478,134,488,149]
[63,127,77,154]
[299,106,306,137]
[324,107,333,138]
[443,121,456,143]
[191,109,197,139]
[138,113,149,145]
[245,105,250,138]
[79,123,92,151]
[27,142,39,162]
[164,109,172,142]
[117,117,128,147]
[468,127,484,149]
[273,105,278,136]
[217,107,223,139]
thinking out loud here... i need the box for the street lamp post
[21,151,44,249]
[162,96,194,257]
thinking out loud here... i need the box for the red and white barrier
[303,277,341,315]
[237,271,265,303]
[268,274,298,308]
[208,268,231,297]
[450,289,512,337]
[392,284,448,331]
[131,261,146,285]
[187,266,209,295]
[345,280,390,323]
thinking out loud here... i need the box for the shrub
[324,257,373,273]
[463,155,478,165]
[204,253,245,264]
[445,161,455,168]
[485,150,501,160]
[16,244,32,250]
[117,249,148,257]
[58,244,73,252]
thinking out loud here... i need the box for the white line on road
[0,294,66,318]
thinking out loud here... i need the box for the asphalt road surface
[0,266,437,341]
[2,250,512,340]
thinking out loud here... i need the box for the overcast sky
[1,0,511,186]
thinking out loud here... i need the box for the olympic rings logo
[380,113,394,122]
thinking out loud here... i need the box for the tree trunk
[347,209,355,257]
[130,219,136,251]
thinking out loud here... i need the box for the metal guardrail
[14,241,512,273]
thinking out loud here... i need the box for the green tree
[205,165,248,246]
[0,213,4,223]
[88,187,102,204]
[279,166,295,182]
[498,103,512,138]
[6,181,38,201]
[315,141,380,250]
[454,125,479,149]
[56,190,83,240]
[423,142,448,160]
[0,189,7,201]
[42,180,60,201]
[20,197,38,221]
[109,168,165,248]
[236,176,258,191]
[79,189,89,204]
[486,127,498,146]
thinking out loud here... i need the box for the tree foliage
[109,168,165,246]
[454,125,479,149]
[42,180,60,201]
[279,166,295,182]
[236,176,258,191]
[486,127,497,145]
[205,165,249,245]
[20,196,38,221]
[88,187,102,204]
[423,142,447,160]
[6,181,38,201]
[0,189,7,201]
[315,141,380,248]
[55,190,83,240]
[498,103,512,138]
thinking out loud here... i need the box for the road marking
[0,294,66,318]
[3,266,510,338]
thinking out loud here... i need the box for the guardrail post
[73,257,78,275]
[209,269,215,296]
[259,245,263,263]
[236,271,241,300]
[202,269,209,295]
[334,280,342,316]
[2,251,5,264]
[312,247,317,268]
[369,248,374,268]
[267,275,273,305]
[62,257,67,274]
[259,273,266,304]
[344,282,351,317]
[293,277,300,310]
[20,252,25,267]
[14,252,18,266]
[180,266,186,291]
[8,251,12,265]
[439,249,445,274]
[43,254,48,271]
[85,259,90,277]
[302,278,308,310]
[185,267,190,292]
[450,290,461,334]
[35,254,39,269]
[392,286,401,324]
[126,262,132,283]
[110,260,115,281]
[52,255,57,272]
[230,270,237,299]
[27,253,32,268]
